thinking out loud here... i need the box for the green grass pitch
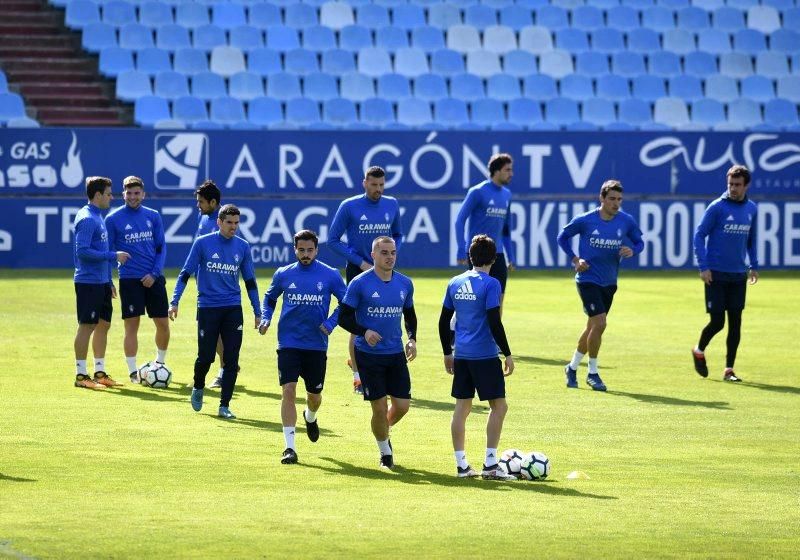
[1,269,798,559]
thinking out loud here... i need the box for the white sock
[218,367,224,379]
[353,371,361,382]
[485,448,498,467]
[454,450,468,469]
[693,347,704,355]
[76,360,87,376]
[126,357,137,374]
[588,358,599,374]
[304,408,317,423]
[283,427,296,450]
[569,350,585,370]
[377,439,392,455]
[156,349,167,363]
[94,358,105,374]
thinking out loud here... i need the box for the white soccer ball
[519,451,550,481]
[139,362,172,389]
[499,449,524,476]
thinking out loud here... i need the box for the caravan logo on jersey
[154,133,209,190]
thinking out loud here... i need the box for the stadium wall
[1,129,798,269]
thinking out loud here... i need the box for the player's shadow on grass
[515,355,615,370]
[716,380,800,395]
[607,390,731,410]
[302,457,616,500]
[237,385,322,406]
[0,473,36,483]
[411,398,488,415]
[220,416,341,439]
[99,385,188,403]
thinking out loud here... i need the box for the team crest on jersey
[234,254,239,262]
[146,220,152,227]
[129,305,134,313]
[400,290,406,301]
[384,213,389,221]
[617,229,622,237]
[317,282,323,291]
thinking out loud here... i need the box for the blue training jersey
[73,203,116,284]
[443,270,502,360]
[557,208,644,287]
[171,232,260,315]
[693,193,758,273]
[327,194,403,267]
[106,205,166,280]
[454,180,515,263]
[196,212,218,238]
[261,259,346,351]
[342,269,414,355]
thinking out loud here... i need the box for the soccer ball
[499,449,524,476]
[519,451,550,481]
[139,362,172,388]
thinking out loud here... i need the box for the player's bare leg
[371,397,394,469]
[74,323,102,389]
[349,334,362,394]
[123,316,140,381]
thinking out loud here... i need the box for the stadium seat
[286,98,322,127]
[596,74,630,101]
[210,96,246,125]
[627,28,660,54]
[248,97,283,127]
[732,29,766,55]
[632,74,667,101]
[482,26,516,55]
[654,97,690,127]
[518,26,553,54]
[648,51,682,78]
[266,72,302,101]
[677,7,710,30]
[499,5,534,32]
[413,73,448,101]
[339,25,373,52]
[555,29,589,54]
[82,23,118,53]
[249,3,281,29]
[575,52,610,77]
[471,98,505,128]
[783,8,800,33]
[137,48,171,76]
[361,97,395,126]
[6,116,40,128]
[247,48,282,76]
[545,98,580,127]
[740,75,775,102]
[116,70,152,101]
[684,51,718,78]
[508,97,543,129]
[340,72,375,101]
[536,6,569,31]
[668,75,703,102]
[193,24,226,52]
[427,4,462,29]
[285,4,319,29]
[66,0,100,29]
[412,26,445,54]
[191,120,224,130]
[582,98,616,127]
[133,95,170,126]
[641,7,675,31]
[450,73,485,101]
[777,76,800,103]
[396,98,432,126]
[466,51,501,78]
[266,26,300,51]
[378,73,412,101]
[612,52,646,78]
[727,0,761,10]
[764,98,799,128]
[435,98,470,127]
[539,50,574,79]
[284,48,320,76]
[320,2,355,30]
[229,71,264,101]
[560,74,594,101]
[712,8,745,33]
[321,49,356,75]
[154,71,189,100]
[119,23,154,50]
[769,30,800,55]
[691,99,726,127]
[447,25,482,53]
[606,6,640,32]
[662,29,697,55]
[523,74,558,100]
[212,3,246,30]
[590,30,625,55]
[727,98,762,127]
[503,50,536,77]
[357,4,390,28]
[392,48,428,78]
[618,98,652,127]
[486,74,521,101]
[746,6,781,35]
[464,4,498,31]
[191,71,226,100]
[303,72,338,102]
[755,52,789,80]
[156,24,191,52]
[173,95,208,124]
[392,5,426,31]
[358,47,393,77]
[704,74,739,103]
[230,25,265,53]
[698,29,732,55]
[0,72,7,94]
[375,26,410,53]
[175,3,209,29]
[229,120,260,130]
[210,46,246,77]
[97,0,134,20]
[140,2,174,29]
[99,46,135,77]
[572,6,605,31]
[430,49,465,77]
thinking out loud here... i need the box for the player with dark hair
[338,236,416,470]
[259,229,347,465]
[328,166,404,395]
[169,204,261,419]
[105,176,170,382]
[438,235,516,480]
[557,180,644,392]
[691,165,759,382]
[72,176,130,388]
[195,179,221,237]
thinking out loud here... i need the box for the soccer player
[438,235,516,480]
[328,166,403,395]
[691,165,759,382]
[557,180,644,392]
[169,204,261,419]
[259,230,347,465]
[105,176,169,383]
[338,236,417,470]
[72,176,130,389]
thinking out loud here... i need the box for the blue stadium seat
[116,70,152,101]
[302,25,337,52]
[413,73,448,101]
[612,52,646,77]
[590,30,625,55]
[668,75,703,101]
[191,71,227,100]
[358,47,393,77]
[375,26,410,53]
[654,97,690,127]
[720,52,753,78]
[447,25,482,53]
[626,28,660,54]
[662,29,696,55]
[618,98,652,127]
[435,98,470,127]
[483,26,517,55]
[678,6,710,30]
[582,98,617,127]
[339,25,373,52]
[320,2,355,30]
[694,0,725,9]
[154,70,189,100]
[428,4,462,29]
[357,4,390,28]
[596,74,630,101]
[769,30,800,55]
[575,52,610,77]
[727,0,760,10]
[450,73,485,101]
[499,5,534,32]
[508,97,543,129]
[6,116,40,128]
[555,29,589,54]
[212,3,246,30]
[229,120,260,130]
[175,3,209,29]
[727,98,762,127]
[229,71,264,101]
[777,76,800,103]
[285,4,319,29]
[572,6,604,31]
[230,25,264,53]
[518,26,553,54]
[66,1,100,29]
[466,51,501,78]
[764,98,799,128]
[378,73,412,101]
[684,51,718,78]
[545,98,580,127]
[641,7,675,31]
[606,6,640,32]
[396,98,432,126]
[486,74,521,101]
[303,72,338,101]
[267,72,302,101]
[191,120,224,130]
[632,74,666,101]
[691,99,726,127]
[395,47,429,77]
[321,49,356,75]
[523,74,558,100]
[266,26,300,51]
[210,46,246,77]
[133,95,170,126]
[140,2,173,29]
[285,48,320,76]
[193,24,226,51]
[732,29,765,55]
[740,75,775,102]
[119,23,154,50]
[746,6,781,35]
[0,72,7,93]
[783,8,800,33]
[340,72,375,101]
[464,4,498,31]
[560,74,594,101]
[412,26,445,53]
[249,3,281,29]
[471,98,505,127]
[539,50,574,79]
[503,50,536,77]
[248,96,283,127]
[173,95,208,124]
[286,98,322,126]
[763,0,794,9]
[99,46,135,77]
[247,48,282,76]
[392,5,426,31]
[82,23,118,53]
[361,97,395,126]
[210,96,246,125]
[648,51,682,77]
[712,7,745,32]
[698,29,731,55]
[536,6,569,31]
[704,74,740,103]
[156,24,191,52]
[430,49,466,76]
[756,52,789,80]
[137,47,171,75]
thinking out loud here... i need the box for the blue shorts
[452,357,505,401]
[577,282,617,317]
[119,276,168,319]
[277,348,327,394]
[469,253,508,292]
[354,349,411,401]
[705,271,747,313]
[75,283,113,324]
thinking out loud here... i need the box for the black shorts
[469,253,508,292]
[577,282,617,317]
[705,271,747,313]
[277,348,327,394]
[354,349,411,401]
[119,276,169,319]
[75,282,113,324]
[452,357,505,401]
[346,262,366,283]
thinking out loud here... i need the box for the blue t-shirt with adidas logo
[693,193,758,273]
[342,269,414,355]
[443,270,502,360]
[327,194,403,267]
[105,204,166,280]
[261,259,347,351]
[557,208,644,287]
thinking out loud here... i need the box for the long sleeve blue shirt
[261,259,347,351]
[327,194,403,266]
[73,203,116,284]
[106,205,166,279]
[454,180,515,263]
[693,193,758,273]
[557,208,644,287]
[171,232,260,316]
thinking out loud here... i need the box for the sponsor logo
[286,293,324,304]
[154,133,209,190]
[288,282,297,289]
[206,261,238,274]
[589,237,623,249]
[123,230,153,243]
[592,229,600,235]
[371,291,380,298]
[726,214,735,221]
[454,280,477,300]
[485,206,507,217]
[211,253,220,259]
[200,329,204,337]
[316,383,323,389]
[125,224,132,230]
[360,214,368,221]
[723,224,751,234]
[358,223,392,233]
[367,306,403,317]
[236,325,243,331]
